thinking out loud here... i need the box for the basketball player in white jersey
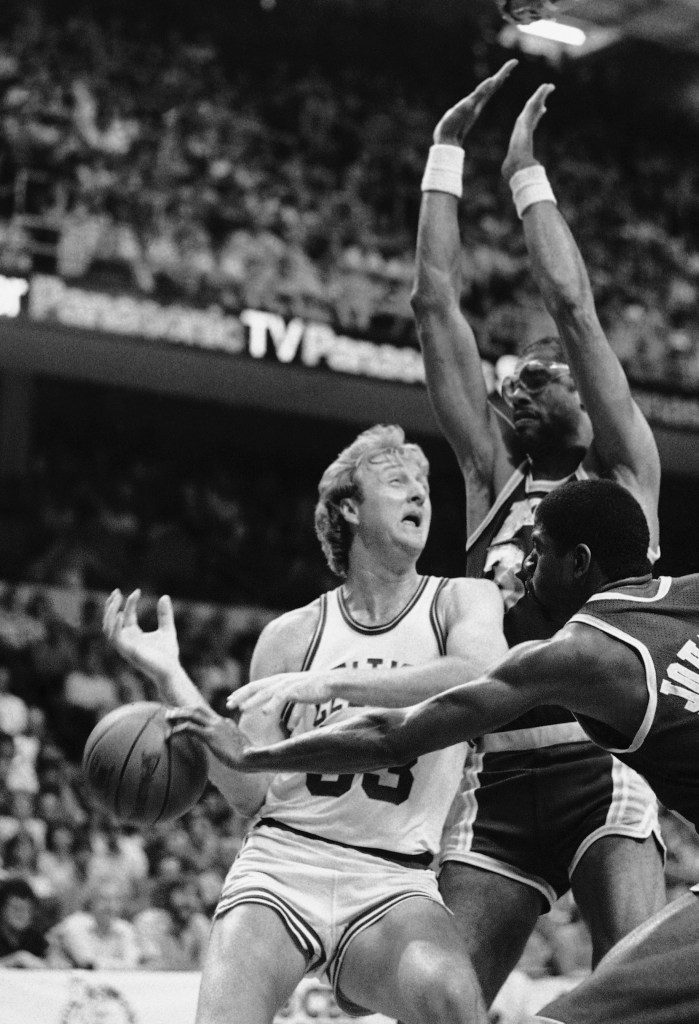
[103,424,507,1024]
[406,61,666,1006]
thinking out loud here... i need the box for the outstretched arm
[170,627,629,776]
[502,86,661,541]
[226,578,506,715]
[412,61,519,521]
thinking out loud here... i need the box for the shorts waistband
[480,721,589,752]
[255,817,433,869]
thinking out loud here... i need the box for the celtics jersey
[571,574,699,828]
[258,576,470,858]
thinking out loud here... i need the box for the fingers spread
[157,594,174,631]
[102,590,123,635]
[122,589,141,628]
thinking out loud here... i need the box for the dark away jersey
[571,574,699,829]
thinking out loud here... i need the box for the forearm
[322,656,475,708]
[238,673,540,776]
[155,663,208,709]
[412,192,463,315]
[521,199,595,319]
[239,708,407,774]
[157,666,271,814]
[209,765,269,819]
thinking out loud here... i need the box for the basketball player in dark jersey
[408,61,665,1001]
[176,478,699,1024]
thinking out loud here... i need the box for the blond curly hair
[315,424,429,579]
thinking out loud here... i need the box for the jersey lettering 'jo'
[259,576,469,857]
[571,574,699,828]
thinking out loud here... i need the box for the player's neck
[342,561,422,627]
[527,443,586,480]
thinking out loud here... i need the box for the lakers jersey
[571,574,699,828]
[258,576,470,857]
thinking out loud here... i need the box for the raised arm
[102,589,306,816]
[411,62,519,514]
[227,578,507,715]
[502,86,661,540]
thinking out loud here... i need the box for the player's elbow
[541,271,594,322]
[410,267,457,321]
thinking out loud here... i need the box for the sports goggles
[501,361,571,406]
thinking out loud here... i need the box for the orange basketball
[82,701,208,826]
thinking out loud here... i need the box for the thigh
[538,893,699,1024]
[439,860,541,1007]
[338,894,489,1024]
[571,833,666,966]
[196,903,307,1024]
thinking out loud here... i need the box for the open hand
[166,705,253,770]
[501,83,554,181]
[227,671,335,716]
[103,589,180,685]
[433,60,518,146]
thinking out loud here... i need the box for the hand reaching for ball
[167,705,253,771]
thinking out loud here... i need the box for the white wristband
[421,144,464,198]
[509,164,557,218]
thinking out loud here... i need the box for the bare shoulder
[510,621,642,714]
[560,619,643,676]
[250,597,325,678]
[438,577,504,620]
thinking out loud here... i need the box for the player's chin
[513,418,542,444]
[400,522,428,547]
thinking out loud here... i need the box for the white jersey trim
[568,613,658,754]
[583,576,671,604]
[466,463,527,551]
[481,721,588,752]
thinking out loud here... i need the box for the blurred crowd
[0,4,697,383]
[5,438,336,608]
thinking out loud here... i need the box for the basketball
[82,701,209,826]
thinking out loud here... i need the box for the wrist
[158,663,191,701]
[508,163,557,219]
[507,158,541,176]
[421,143,464,198]
[433,132,462,148]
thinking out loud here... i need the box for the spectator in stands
[83,814,149,898]
[0,790,44,849]
[0,664,29,737]
[46,873,141,970]
[0,825,60,930]
[0,876,48,968]
[133,874,209,970]
[9,706,46,796]
[0,730,17,814]
[34,746,86,827]
[56,635,119,759]
[37,821,83,918]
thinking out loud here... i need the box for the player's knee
[410,963,484,1024]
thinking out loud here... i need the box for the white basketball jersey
[258,576,470,857]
